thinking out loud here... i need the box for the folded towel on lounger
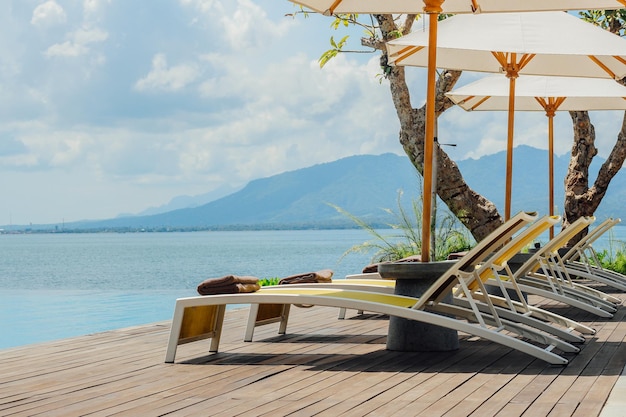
[197,275,260,295]
[362,263,380,273]
[278,269,333,285]
[362,255,423,273]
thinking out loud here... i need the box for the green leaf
[319,49,338,68]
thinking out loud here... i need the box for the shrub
[330,191,474,263]
[585,227,626,274]
[258,277,281,287]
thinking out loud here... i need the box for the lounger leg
[165,302,186,363]
[165,302,227,362]
[209,305,226,352]
[278,304,290,335]
[244,304,260,342]
[245,304,291,342]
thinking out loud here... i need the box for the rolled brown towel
[278,269,333,285]
[362,263,382,273]
[361,255,421,273]
[197,275,260,295]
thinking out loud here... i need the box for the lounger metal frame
[165,212,573,365]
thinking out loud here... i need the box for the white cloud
[83,0,110,21]
[31,1,67,28]
[45,41,89,57]
[45,27,109,57]
[220,0,293,50]
[74,27,108,44]
[190,51,399,181]
[179,0,222,13]
[0,129,91,171]
[4,1,626,224]
[134,54,201,92]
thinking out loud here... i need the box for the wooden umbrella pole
[494,52,532,222]
[537,97,562,239]
[548,112,555,238]
[421,2,443,262]
[505,73,517,221]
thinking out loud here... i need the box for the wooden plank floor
[1,287,625,417]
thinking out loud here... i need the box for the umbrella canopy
[387,11,626,222]
[289,0,626,14]
[447,75,626,112]
[288,1,626,261]
[387,12,626,80]
[446,74,626,236]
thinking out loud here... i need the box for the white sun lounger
[486,216,620,318]
[256,215,593,344]
[165,212,573,365]
[554,218,626,292]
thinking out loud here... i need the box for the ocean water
[0,229,380,349]
[2,225,624,350]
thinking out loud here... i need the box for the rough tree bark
[372,12,625,244]
[563,13,626,245]
[372,14,502,241]
[564,110,626,243]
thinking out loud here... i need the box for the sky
[1,1,625,225]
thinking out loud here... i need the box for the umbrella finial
[422,0,444,14]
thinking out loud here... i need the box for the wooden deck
[1,287,625,417]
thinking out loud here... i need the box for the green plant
[258,277,281,287]
[330,191,473,263]
[593,229,626,274]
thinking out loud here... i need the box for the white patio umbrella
[288,1,626,261]
[289,0,626,15]
[387,11,626,223]
[447,74,626,237]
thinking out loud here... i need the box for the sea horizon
[0,229,377,349]
[2,224,622,350]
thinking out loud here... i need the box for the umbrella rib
[588,56,617,79]
[614,56,626,67]
[327,0,342,15]
[457,95,475,105]
[535,96,548,111]
[554,97,567,111]
[470,0,480,13]
[517,54,536,72]
[393,46,425,64]
[537,97,566,116]
[471,96,491,110]
[491,51,508,70]
[491,52,535,77]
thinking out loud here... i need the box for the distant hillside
[117,184,242,217]
[65,153,424,231]
[9,148,626,231]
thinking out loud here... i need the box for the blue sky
[1,1,624,225]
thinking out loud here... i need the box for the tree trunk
[374,14,502,241]
[562,14,626,245]
[563,110,626,244]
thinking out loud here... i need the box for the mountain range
[8,146,626,232]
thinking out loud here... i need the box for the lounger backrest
[560,217,619,262]
[472,215,560,286]
[515,216,595,277]
[512,216,592,278]
[413,211,537,308]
